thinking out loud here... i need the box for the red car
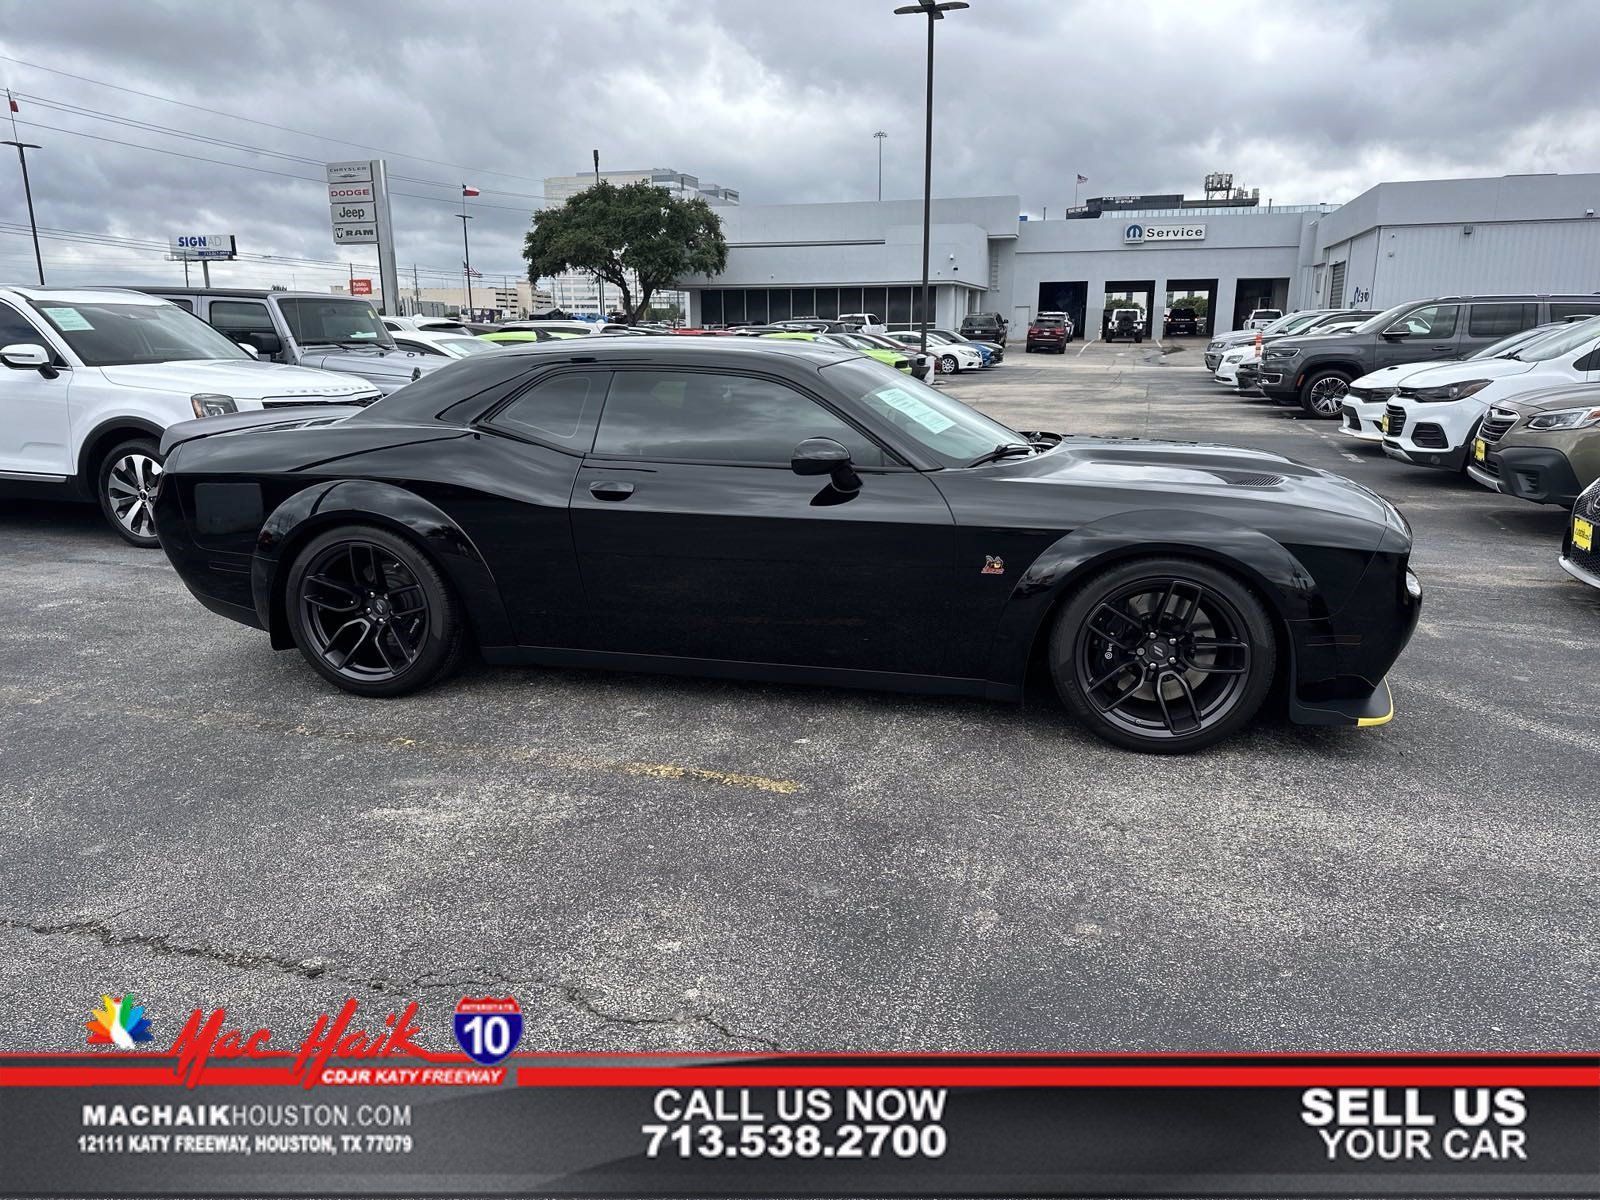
[1026,316,1070,353]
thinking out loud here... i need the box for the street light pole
[873,130,887,201]
[3,139,45,285]
[893,1,967,357]
[457,212,473,318]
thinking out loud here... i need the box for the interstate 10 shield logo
[453,997,522,1065]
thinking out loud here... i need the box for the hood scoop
[1209,469,1285,488]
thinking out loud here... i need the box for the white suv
[0,287,380,546]
[1379,317,1600,474]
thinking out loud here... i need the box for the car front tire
[97,438,164,548]
[285,525,464,697]
[938,353,958,375]
[1300,369,1352,418]
[1049,557,1276,754]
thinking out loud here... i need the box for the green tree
[1170,293,1209,318]
[523,180,728,323]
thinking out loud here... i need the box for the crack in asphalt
[1,916,779,1050]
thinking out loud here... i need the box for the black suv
[1164,306,1201,337]
[959,311,1007,344]
[1257,293,1600,418]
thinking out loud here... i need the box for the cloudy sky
[2,0,1597,294]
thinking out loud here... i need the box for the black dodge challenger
[154,338,1420,753]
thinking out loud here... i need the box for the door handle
[588,480,635,501]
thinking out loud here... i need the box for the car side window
[1390,304,1458,340]
[1467,303,1537,338]
[209,301,275,339]
[1550,303,1600,322]
[167,298,194,313]
[0,301,44,347]
[592,370,889,467]
[488,371,608,452]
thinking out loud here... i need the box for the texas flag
[461,184,480,197]
[7,91,17,113]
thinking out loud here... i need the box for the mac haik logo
[166,998,425,1088]
[87,994,155,1048]
[453,997,523,1065]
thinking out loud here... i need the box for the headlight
[1263,347,1300,361]
[190,393,237,417]
[1525,405,1600,430]
[1405,570,1422,600]
[1409,379,1492,403]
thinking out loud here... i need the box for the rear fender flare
[251,479,513,650]
[987,508,1322,689]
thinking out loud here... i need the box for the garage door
[1328,261,1347,308]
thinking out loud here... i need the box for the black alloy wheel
[97,437,164,548]
[1301,370,1352,418]
[1051,558,1275,753]
[285,525,463,697]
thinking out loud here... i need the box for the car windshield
[277,297,395,348]
[1509,316,1600,362]
[822,357,1022,468]
[1267,311,1332,335]
[27,299,249,366]
[438,336,499,356]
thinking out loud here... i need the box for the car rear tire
[1048,557,1276,754]
[1300,369,1352,418]
[97,438,164,548]
[285,525,464,697]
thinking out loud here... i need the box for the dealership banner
[2,997,1598,1196]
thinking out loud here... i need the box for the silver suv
[138,288,451,394]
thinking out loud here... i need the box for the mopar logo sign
[1123,223,1206,244]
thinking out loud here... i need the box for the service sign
[169,233,237,261]
[1123,222,1207,244]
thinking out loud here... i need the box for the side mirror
[791,437,860,493]
[237,342,260,359]
[1382,327,1410,340]
[238,332,283,357]
[1,343,58,378]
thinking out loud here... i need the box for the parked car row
[1204,295,1600,594]
[1,283,1022,544]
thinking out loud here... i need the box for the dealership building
[677,172,1600,336]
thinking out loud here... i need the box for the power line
[10,119,540,213]
[0,53,553,189]
[11,92,547,200]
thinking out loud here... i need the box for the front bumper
[1339,401,1385,442]
[1491,446,1583,506]
[1381,439,1471,472]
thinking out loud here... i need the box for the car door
[1375,303,1461,369]
[0,299,73,477]
[568,366,959,676]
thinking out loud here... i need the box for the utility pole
[874,130,887,201]
[2,89,42,285]
[592,148,605,320]
[201,258,210,287]
[893,1,969,353]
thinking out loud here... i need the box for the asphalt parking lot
[3,336,1597,1055]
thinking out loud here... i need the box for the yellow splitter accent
[1357,679,1395,727]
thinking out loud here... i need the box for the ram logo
[1123,223,1145,244]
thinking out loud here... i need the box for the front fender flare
[986,508,1324,690]
[251,479,513,650]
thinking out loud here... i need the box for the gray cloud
[1,0,1597,293]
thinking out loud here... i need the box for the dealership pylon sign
[327,160,398,314]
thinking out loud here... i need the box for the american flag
[1076,173,1088,184]
[463,263,482,277]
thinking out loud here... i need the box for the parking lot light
[894,0,968,357]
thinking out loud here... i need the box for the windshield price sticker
[874,387,956,434]
[642,1087,948,1161]
[41,307,94,331]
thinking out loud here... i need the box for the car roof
[1402,293,1600,304]
[132,286,351,300]
[1,285,170,305]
